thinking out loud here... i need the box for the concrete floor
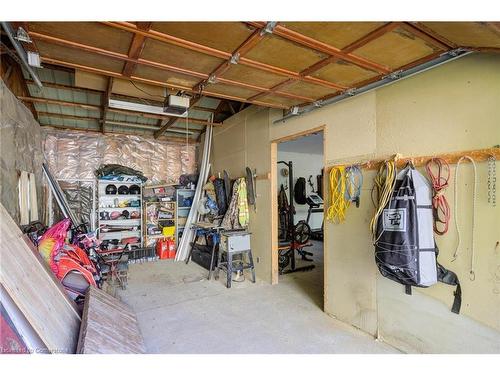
[117,241,397,353]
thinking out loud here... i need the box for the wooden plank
[77,286,146,354]
[270,142,278,285]
[326,147,500,171]
[20,235,80,315]
[0,203,81,353]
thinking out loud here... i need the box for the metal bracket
[230,52,240,65]
[445,47,471,57]
[260,21,278,36]
[345,88,357,97]
[290,106,300,115]
[14,27,32,43]
[385,69,403,80]
[207,74,218,84]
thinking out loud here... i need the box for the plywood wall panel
[206,83,261,100]
[151,22,256,53]
[30,22,134,54]
[258,95,305,108]
[352,27,442,69]
[311,60,379,87]
[279,81,337,100]
[281,22,386,50]
[220,64,289,89]
[37,41,125,73]
[244,35,326,72]
[133,65,201,88]
[141,39,223,75]
[421,22,500,48]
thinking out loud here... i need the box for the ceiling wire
[129,80,165,99]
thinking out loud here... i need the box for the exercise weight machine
[277,160,315,274]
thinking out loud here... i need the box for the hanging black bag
[294,177,307,205]
[374,164,461,314]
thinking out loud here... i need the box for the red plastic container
[156,239,169,259]
[167,238,176,259]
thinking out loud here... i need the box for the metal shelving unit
[97,180,143,249]
[175,188,195,249]
[144,201,176,247]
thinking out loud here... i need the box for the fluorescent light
[109,98,188,118]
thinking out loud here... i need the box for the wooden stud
[270,141,278,285]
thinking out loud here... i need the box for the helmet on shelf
[129,184,140,194]
[105,184,117,195]
[118,185,129,195]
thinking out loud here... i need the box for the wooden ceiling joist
[122,22,152,77]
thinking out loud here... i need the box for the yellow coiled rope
[369,157,398,242]
[326,166,350,223]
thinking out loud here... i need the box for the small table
[185,222,224,280]
[215,230,255,288]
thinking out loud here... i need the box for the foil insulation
[0,79,44,223]
[43,129,197,227]
[43,129,197,183]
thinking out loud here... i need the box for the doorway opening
[271,126,325,309]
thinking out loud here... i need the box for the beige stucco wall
[211,53,500,352]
